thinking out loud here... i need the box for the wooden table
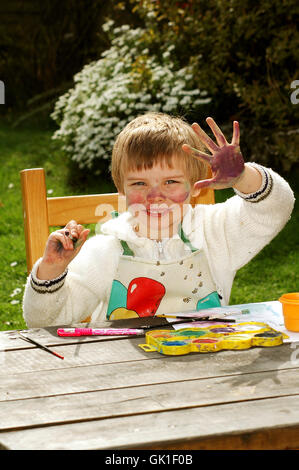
[1,317,299,451]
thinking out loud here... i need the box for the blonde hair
[111,112,209,193]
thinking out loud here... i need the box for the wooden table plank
[0,343,296,401]
[0,367,298,432]
[1,335,296,376]
[1,394,299,450]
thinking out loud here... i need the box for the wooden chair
[20,167,215,274]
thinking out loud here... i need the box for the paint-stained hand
[37,220,90,280]
[182,117,245,190]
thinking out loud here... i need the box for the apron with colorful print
[106,223,221,320]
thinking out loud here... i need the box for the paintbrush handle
[141,319,200,329]
[156,316,235,323]
[19,333,64,359]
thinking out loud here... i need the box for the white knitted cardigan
[23,163,295,328]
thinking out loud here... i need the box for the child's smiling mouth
[145,204,171,217]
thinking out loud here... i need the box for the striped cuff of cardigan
[234,163,273,203]
[30,269,68,294]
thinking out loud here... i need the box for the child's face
[122,159,199,239]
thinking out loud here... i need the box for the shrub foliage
[51,0,298,173]
[51,21,210,171]
[130,0,299,128]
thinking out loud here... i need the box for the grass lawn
[0,122,298,331]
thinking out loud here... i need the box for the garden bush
[128,0,299,172]
[51,20,210,172]
[131,0,299,127]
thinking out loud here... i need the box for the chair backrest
[20,167,214,273]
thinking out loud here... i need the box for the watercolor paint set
[138,321,288,356]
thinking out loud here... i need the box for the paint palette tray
[138,322,288,356]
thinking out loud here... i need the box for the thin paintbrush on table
[156,314,236,323]
[18,332,64,359]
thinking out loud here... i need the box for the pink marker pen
[57,328,145,337]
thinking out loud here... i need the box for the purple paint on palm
[182,118,245,190]
[210,145,244,182]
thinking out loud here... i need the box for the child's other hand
[182,117,245,190]
[37,220,90,280]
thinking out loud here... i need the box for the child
[23,113,295,327]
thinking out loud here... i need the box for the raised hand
[37,220,90,280]
[182,117,245,190]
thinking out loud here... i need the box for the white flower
[10,261,18,267]
[10,287,22,297]
[147,11,156,19]
[102,20,114,32]
[162,51,171,59]
[180,96,192,106]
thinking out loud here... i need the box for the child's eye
[165,180,178,185]
[131,181,145,186]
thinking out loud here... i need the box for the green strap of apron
[177,223,198,253]
[120,240,135,256]
[111,211,197,256]
[111,211,135,256]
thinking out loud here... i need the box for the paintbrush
[156,314,235,323]
[18,332,64,359]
